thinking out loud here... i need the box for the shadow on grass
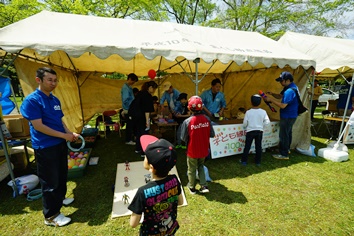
[204,182,248,204]
[202,144,328,182]
[0,161,42,216]
[0,128,347,222]
[66,132,143,226]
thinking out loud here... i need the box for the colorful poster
[210,121,279,159]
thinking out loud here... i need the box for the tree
[207,0,354,39]
[0,0,353,39]
[160,0,218,25]
[43,0,167,21]
[0,0,43,28]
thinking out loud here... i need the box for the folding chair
[97,110,121,138]
[317,110,332,137]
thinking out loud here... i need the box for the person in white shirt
[241,94,270,166]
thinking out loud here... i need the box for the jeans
[279,118,297,157]
[35,141,67,218]
[187,156,207,188]
[241,130,263,164]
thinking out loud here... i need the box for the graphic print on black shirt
[128,174,181,236]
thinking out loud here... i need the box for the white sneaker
[44,213,71,227]
[125,141,136,145]
[63,198,74,206]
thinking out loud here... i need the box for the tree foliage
[42,0,167,20]
[208,0,354,39]
[0,0,43,28]
[0,0,353,38]
[160,0,217,25]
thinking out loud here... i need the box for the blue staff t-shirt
[200,88,226,114]
[121,83,134,110]
[279,82,298,119]
[20,89,65,149]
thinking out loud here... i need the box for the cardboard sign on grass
[111,161,187,219]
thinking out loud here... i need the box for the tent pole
[0,93,18,196]
[174,58,216,96]
[0,52,8,67]
[65,53,85,129]
[305,69,315,120]
[8,79,20,113]
[338,72,354,135]
[0,52,20,78]
[193,58,200,95]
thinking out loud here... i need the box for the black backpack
[291,88,308,115]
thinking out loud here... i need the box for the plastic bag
[295,144,316,157]
[7,174,39,197]
[326,141,348,152]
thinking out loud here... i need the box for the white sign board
[210,121,279,159]
[343,123,354,144]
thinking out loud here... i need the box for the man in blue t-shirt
[159,81,180,115]
[336,76,354,116]
[264,71,299,160]
[121,73,138,145]
[20,68,80,227]
[200,78,226,121]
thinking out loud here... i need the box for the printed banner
[210,121,279,159]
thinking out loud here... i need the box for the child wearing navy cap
[128,135,183,236]
[241,94,270,166]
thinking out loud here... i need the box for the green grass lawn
[0,103,353,235]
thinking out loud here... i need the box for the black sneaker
[188,187,196,195]
[199,186,209,193]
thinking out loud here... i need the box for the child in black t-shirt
[128,135,184,236]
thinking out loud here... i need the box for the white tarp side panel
[0,11,315,73]
[80,74,123,124]
[278,31,354,77]
[15,58,83,130]
[291,68,312,150]
[292,83,312,150]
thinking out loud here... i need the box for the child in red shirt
[180,96,215,194]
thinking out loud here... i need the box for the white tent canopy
[279,31,354,136]
[278,31,354,79]
[0,11,316,75]
[0,11,315,151]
